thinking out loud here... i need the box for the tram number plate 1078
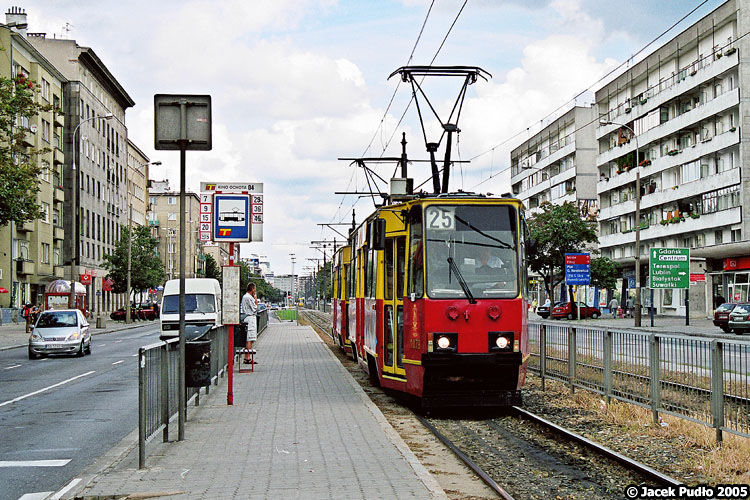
[426,206,455,230]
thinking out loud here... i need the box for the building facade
[595,0,746,316]
[148,181,204,280]
[29,27,135,316]
[510,105,599,304]
[126,140,150,228]
[0,13,67,308]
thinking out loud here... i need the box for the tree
[238,260,284,304]
[590,256,619,291]
[204,254,221,281]
[102,225,166,304]
[0,72,54,226]
[527,202,598,302]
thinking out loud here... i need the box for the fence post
[138,347,146,469]
[568,326,576,393]
[604,328,612,406]
[711,339,724,444]
[649,333,660,425]
[540,323,547,392]
[161,343,169,443]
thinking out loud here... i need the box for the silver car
[28,309,91,359]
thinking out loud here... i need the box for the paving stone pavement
[71,321,447,500]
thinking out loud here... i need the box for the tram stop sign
[649,248,690,289]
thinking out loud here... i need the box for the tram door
[383,236,406,378]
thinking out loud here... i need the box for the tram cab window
[408,207,424,297]
[424,204,519,299]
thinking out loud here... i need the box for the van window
[163,294,216,314]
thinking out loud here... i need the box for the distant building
[126,140,150,228]
[148,180,204,279]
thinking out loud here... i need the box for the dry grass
[527,375,750,483]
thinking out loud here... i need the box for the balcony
[596,49,740,140]
[598,167,741,220]
[54,186,64,202]
[54,111,64,127]
[16,259,34,275]
[53,225,64,240]
[54,265,65,278]
[597,88,740,167]
[599,206,741,250]
[17,221,34,232]
[53,148,64,165]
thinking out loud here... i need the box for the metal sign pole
[178,106,187,441]
[227,243,234,405]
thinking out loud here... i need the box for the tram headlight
[489,332,514,352]
[437,336,451,349]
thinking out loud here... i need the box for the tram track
[302,308,686,497]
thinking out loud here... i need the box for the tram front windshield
[425,204,518,299]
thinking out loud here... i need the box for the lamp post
[603,120,642,327]
[70,112,114,310]
[291,254,297,325]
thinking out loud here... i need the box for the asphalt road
[0,322,161,500]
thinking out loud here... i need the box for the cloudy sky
[18,0,726,276]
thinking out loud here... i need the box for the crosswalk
[17,477,80,500]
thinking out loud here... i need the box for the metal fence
[138,325,229,468]
[529,321,750,442]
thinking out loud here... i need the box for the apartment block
[596,0,747,316]
[126,140,150,227]
[0,13,67,309]
[148,181,204,280]
[28,22,135,316]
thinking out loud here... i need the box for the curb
[0,322,152,352]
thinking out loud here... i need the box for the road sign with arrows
[649,248,690,289]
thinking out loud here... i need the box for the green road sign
[649,248,690,289]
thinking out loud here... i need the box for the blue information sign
[565,253,591,285]
[213,194,250,242]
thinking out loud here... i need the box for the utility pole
[291,253,297,325]
[126,202,132,323]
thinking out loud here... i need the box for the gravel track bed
[300,310,697,500]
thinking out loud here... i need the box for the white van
[160,278,222,341]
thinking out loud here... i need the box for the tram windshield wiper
[447,257,476,304]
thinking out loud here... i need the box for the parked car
[713,303,737,332]
[536,301,563,319]
[28,309,91,359]
[137,304,159,320]
[551,301,601,320]
[728,303,750,334]
[110,307,137,321]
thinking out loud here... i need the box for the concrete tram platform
[68,321,448,499]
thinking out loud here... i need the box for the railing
[257,309,269,333]
[529,322,750,443]
[138,325,229,468]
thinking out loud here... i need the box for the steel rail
[414,414,515,500]
[511,406,682,487]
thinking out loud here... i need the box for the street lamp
[70,112,114,310]
[602,120,642,327]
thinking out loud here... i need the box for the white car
[28,309,91,359]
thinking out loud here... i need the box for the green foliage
[102,225,166,301]
[590,257,619,290]
[204,254,221,280]
[0,75,54,226]
[527,202,598,300]
[239,260,284,304]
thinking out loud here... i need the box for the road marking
[17,493,53,500]
[112,360,124,365]
[99,343,106,347]
[0,371,96,408]
[50,478,81,500]
[132,353,138,357]
[4,364,22,370]
[0,459,70,467]
[115,340,122,343]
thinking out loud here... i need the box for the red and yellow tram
[332,194,531,408]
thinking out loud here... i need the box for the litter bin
[233,323,246,349]
[186,340,211,387]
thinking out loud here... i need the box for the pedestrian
[608,297,619,319]
[625,297,633,318]
[23,303,32,333]
[241,282,258,364]
[531,297,538,313]
[31,303,41,324]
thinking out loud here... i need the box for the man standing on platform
[241,282,258,364]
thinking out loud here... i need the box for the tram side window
[397,237,406,300]
[385,239,394,301]
[521,215,529,298]
[348,253,356,298]
[408,207,424,297]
